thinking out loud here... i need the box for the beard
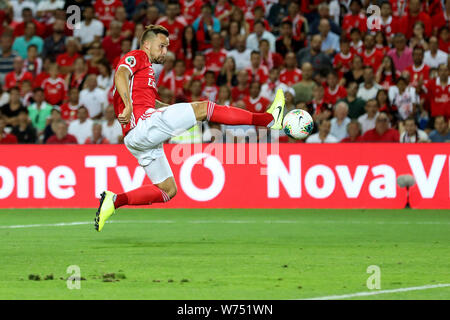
[150,54,165,64]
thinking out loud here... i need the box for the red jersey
[245,65,269,85]
[405,63,430,88]
[113,50,158,136]
[42,77,67,105]
[186,67,207,84]
[33,72,50,89]
[231,86,249,102]
[439,38,450,54]
[242,95,270,113]
[390,0,408,17]
[204,48,227,73]
[180,0,204,25]
[94,0,122,29]
[156,16,186,53]
[102,36,123,65]
[279,68,302,86]
[342,13,367,36]
[333,52,354,77]
[379,71,401,90]
[323,85,347,105]
[400,12,432,39]
[379,16,401,39]
[0,132,18,144]
[4,70,33,90]
[362,48,384,72]
[202,85,219,101]
[424,77,450,117]
[60,102,80,122]
[46,134,78,144]
[56,53,81,68]
[362,128,400,142]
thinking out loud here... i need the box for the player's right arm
[115,66,133,125]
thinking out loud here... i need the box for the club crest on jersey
[125,56,136,68]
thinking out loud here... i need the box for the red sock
[207,101,273,127]
[113,184,170,208]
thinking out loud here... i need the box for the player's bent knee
[156,177,177,201]
[191,101,208,121]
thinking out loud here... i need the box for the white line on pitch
[0,219,449,229]
[302,283,450,300]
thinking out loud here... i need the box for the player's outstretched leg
[95,178,175,232]
[191,88,285,129]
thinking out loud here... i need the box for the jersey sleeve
[117,51,147,76]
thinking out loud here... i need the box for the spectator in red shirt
[46,119,78,144]
[401,0,432,39]
[56,37,81,75]
[341,120,363,142]
[114,6,135,40]
[186,79,207,102]
[376,56,400,90]
[85,122,110,144]
[362,33,384,73]
[324,70,347,105]
[342,0,367,37]
[4,56,33,90]
[333,38,354,79]
[186,53,207,87]
[0,117,18,144]
[180,0,204,25]
[231,69,250,102]
[155,2,186,53]
[421,63,450,118]
[361,112,400,142]
[379,1,401,41]
[204,33,227,73]
[60,87,81,123]
[279,52,302,86]
[242,81,271,114]
[13,7,45,38]
[41,63,66,106]
[404,46,430,88]
[245,50,269,85]
[102,20,123,66]
[94,0,123,30]
[438,27,450,54]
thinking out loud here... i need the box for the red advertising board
[0,144,449,209]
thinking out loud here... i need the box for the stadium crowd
[0,0,449,144]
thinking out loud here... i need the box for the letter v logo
[407,155,447,199]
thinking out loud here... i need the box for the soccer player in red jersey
[95,25,286,231]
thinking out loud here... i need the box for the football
[282,109,314,140]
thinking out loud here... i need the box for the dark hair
[280,20,293,28]
[254,20,265,28]
[182,25,198,58]
[381,56,397,84]
[140,25,169,46]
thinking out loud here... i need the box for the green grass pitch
[0,208,449,300]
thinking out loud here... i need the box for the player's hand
[118,107,132,125]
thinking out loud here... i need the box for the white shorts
[124,103,197,184]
